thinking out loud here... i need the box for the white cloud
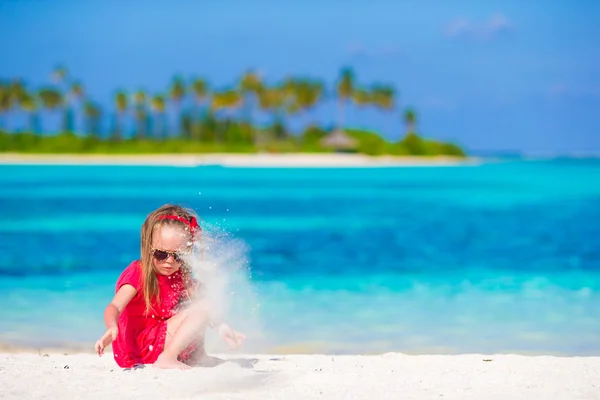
[445,13,511,39]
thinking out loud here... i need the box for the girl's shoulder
[116,260,143,291]
[125,259,142,271]
[121,259,142,276]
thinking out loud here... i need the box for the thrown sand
[1,352,598,400]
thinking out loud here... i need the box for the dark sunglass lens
[153,250,169,261]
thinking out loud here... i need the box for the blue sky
[1,0,599,154]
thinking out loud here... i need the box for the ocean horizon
[1,159,599,356]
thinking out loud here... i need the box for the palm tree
[372,84,396,138]
[261,78,299,139]
[239,70,264,145]
[38,87,63,134]
[38,88,63,109]
[51,66,69,133]
[0,80,26,132]
[403,108,416,135]
[83,101,102,137]
[211,90,241,116]
[401,107,425,154]
[19,92,40,134]
[372,85,395,110]
[169,76,186,137]
[191,78,209,115]
[240,70,263,93]
[9,80,26,102]
[151,94,167,140]
[257,86,287,141]
[190,78,209,140]
[0,82,10,130]
[133,90,148,139]
[336,67,355,128]
[64,81,84,133]
[352,88,372,109]
[52,65,68,85]
[112,90,128,140]
[70,82,84,98]
[239,70,263,125]
[280,77,300,118]
[211,89,242,142]
[295,79,323,119]
[320,68,357,152]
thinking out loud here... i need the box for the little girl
[94,204,246,370]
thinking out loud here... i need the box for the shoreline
[0,152,482,167]
[1,340,596,358]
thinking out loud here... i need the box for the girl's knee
[186,300,211,319]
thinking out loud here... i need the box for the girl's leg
[153,302,211,369]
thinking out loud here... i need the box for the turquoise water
[1,159,599,355]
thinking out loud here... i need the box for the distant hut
[320,129,358,153]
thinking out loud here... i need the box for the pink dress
[111,261,196,368]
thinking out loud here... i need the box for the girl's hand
[94,326,118,357]
[216,323,246,349]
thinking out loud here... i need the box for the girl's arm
[95,285,137,356]
[185,280,245,348]
[104,284,137,328]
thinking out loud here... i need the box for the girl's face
[151,225,191,276]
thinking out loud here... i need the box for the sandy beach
[1,351,598,400]
[0,153,480,167]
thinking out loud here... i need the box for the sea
[1,158,599,356]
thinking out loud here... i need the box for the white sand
[1,352,598,400]
[0,153,480,167]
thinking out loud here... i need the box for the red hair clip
[158,215,200,237]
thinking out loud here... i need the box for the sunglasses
[151,248,190,263]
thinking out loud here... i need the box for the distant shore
[0,153,481,168]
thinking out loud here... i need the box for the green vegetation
[0,66,466,157]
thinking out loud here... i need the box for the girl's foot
[153,353,192,370]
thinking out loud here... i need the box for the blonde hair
[139,204,201,314]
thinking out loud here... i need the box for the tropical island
[0,66,466,159]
